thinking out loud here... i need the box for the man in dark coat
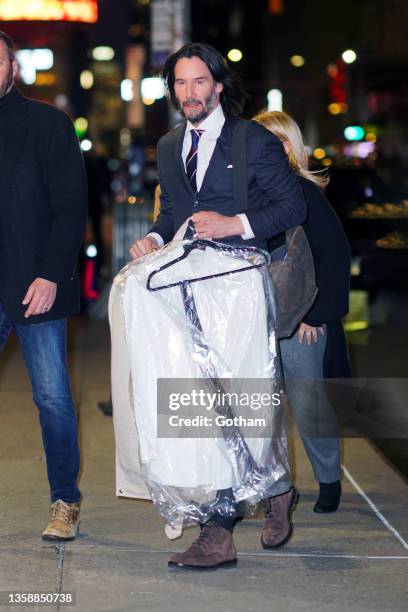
[0,31,87,540]
[130,43,307,569]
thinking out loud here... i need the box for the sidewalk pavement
[0,319,407,611]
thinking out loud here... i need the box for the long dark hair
[162,43,247,117]
[0,30,15,62]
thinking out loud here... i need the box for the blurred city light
[17,49,54,85]
[350,257,362,277]
[290,55,305,67]
[17,52,36,85]
[121,79,134,102]
[344,320,369,332]
[313,148,326,160]
[366,132,377,143]
[327,63,338,77]
[140,77,165,100]
[129,162,141,176]
[342,49,357,64]
[322,158,333,166]
[74,117,88,138]
[344,142,375,158]
[267,89,283,112]
[343,290,369,331]
[36,74,57,86]
[120,129,132,146]
[80,139,93,151]
[227,49,243,62]
[142,98,155,106]
[54,94,68,108]
[344,125,365,141]
[0,0,98,23]
[32,49,54,70]
[86,244,98,258]
[328,102,348,115]
[80,70,94,89]
[268,0,283,14]
[328,103,340,115]
[92,46,115,61]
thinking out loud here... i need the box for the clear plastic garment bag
[114,237,291,528]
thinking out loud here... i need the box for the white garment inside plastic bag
[114,239,290,527]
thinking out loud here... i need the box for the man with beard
[129,43,306,570]
[0,31,87,540]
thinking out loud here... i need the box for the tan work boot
[261,487,298,549]
[42,500,80,541]
[168,522,237,570]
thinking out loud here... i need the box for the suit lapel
[173,122,194,194]
[199,116,237,194]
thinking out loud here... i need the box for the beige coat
[109,282,150,499]
[109,214,188,500]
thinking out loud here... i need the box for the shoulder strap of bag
[231,119,251,212]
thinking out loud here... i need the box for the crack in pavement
[54,543,65,612]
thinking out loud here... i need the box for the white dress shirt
[182,102,224,192]
[149,103,254,247]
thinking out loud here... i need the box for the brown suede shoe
[42,500,80,541]
[261,487,298,550]
[168,522,237,570]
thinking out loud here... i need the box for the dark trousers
[208,488,236,531]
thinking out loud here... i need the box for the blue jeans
[279,327,341,484]
[0,302,81,503]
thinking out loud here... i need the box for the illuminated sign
[0,0,98,23]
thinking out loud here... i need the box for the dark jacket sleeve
[147,139,175,244]
[38,112,88,284]
[300,178,351,326]
[244,125,307,240]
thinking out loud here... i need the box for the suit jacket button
[193,200,199,206]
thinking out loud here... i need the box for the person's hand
[129,236,159,260]
[191,212,244,239]
[22,278,57,318]
[298,322,324,345]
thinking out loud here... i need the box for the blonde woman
[254,111,351,513]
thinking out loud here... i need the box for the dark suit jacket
[0,88,87,325]
[149,115,307,249]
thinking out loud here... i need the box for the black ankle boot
[314,481,341,513]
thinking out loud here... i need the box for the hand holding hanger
[191,211,244,239]
[129,235,159,260]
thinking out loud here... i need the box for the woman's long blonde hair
[253,110,329,189]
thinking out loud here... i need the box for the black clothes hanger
[146,228,270,292]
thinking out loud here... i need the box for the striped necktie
[186,129,204,193]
